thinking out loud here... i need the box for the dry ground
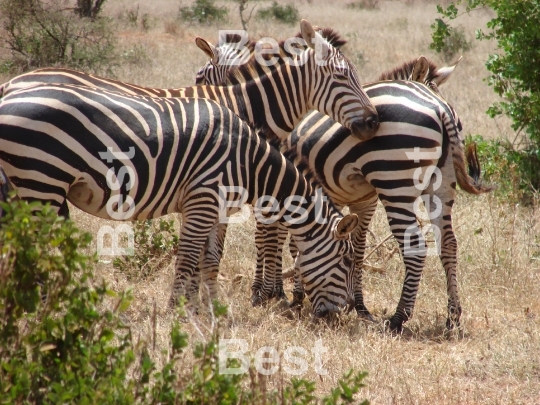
[2,0,540,403]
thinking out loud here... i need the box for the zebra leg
[427,159,461,330]
[349,197,378,321]
[169,208,217,311]
[200,223,228,303]
[381,199,427,332]
[289,237,305,308]
[253,222,280,306]
[58,199,71,219]
[271,222,289,302]
[252,220,267,299]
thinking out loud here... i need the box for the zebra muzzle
[350,112,380,141]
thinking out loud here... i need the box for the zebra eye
[343,255,353,268]
[333,73,348,81]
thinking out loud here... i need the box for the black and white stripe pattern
[0,21,379,141]
[0,84,359,316]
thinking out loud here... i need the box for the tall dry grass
[2,0,539,403]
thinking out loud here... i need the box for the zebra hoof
[385,318,403,334]
[445,317,461,330]
[251,294,264,307]
[275,297,291,312]
[357,310,375,323]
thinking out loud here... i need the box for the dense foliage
[432,0,540,199]
[256,1,300,25]
[178,0,229,24]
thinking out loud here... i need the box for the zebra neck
[179,67,312,141]
[250,148,335,240]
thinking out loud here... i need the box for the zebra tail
[452,141,493,194]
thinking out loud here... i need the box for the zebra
[195,33,492,331]
[0,83,360,317]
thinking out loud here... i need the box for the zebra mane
[310,27,347,49]
[378,57,441,84]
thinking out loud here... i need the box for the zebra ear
[433,55,463,87]
[335,214,359,240]
[411,56,430,83]
[195,37,219,64]
[300,19,331,59]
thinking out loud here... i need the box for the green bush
[466,135,539,203]
[256,2,299,25]
[0,0,117,74]
[431,1,540,159]
[178,0,228,24]
[113,218,179,281]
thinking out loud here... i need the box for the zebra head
[294,213,358,318]
[298,20,379,141]
[194,33,250,86]
[194,22,379,141]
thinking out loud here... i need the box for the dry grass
[2,0,539,403]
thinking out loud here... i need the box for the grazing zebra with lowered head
[196,33,492,331]
[0,84,360,317]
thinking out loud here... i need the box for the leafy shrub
[0,0,117,74]
[121,44,150,65]
[113,218,179,281]
[178,0,228,24]
[467,134,539,203]
[431,1,540,160]
[125,4,140,26]
[256,1,299,25]
[0,199,138,403]
[346,0,380,10]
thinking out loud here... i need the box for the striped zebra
[0,84,360,317]
[195,34,492,331]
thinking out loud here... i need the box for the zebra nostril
[365,114,380,133]
[350,115,379,141]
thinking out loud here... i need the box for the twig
[364,233,393,262]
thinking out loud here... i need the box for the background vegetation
[432,0,540,199]
[0,0,539,403]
